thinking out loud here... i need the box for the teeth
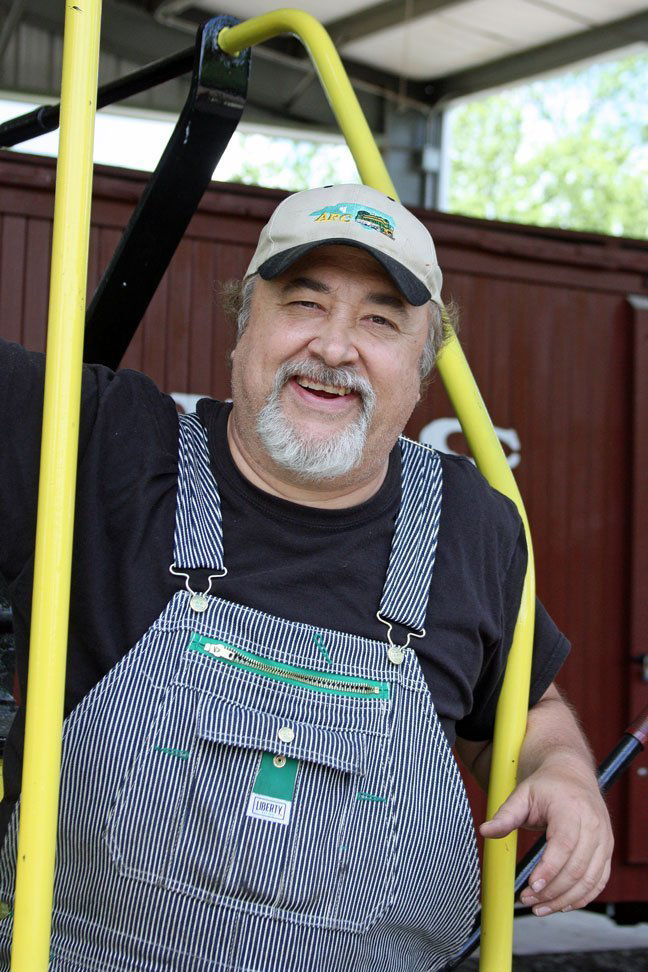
[297,378,351,396]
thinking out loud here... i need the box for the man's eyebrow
[280,277,407,315]
[281,276,331,295]
[365,291,407,312]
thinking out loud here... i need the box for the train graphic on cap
[309,203,395,239]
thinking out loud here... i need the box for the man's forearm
[517,683,596,783]
[458,683,595,788]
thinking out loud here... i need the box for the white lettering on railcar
[419,418,521,470]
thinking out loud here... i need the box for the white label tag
[247,791,292,826]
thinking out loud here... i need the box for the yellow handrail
[220,13,536,972]
[10,1,102,969]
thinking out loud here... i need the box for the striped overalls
[0,413,478,971]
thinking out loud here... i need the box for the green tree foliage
[447,52,648,238]
[224,133,359,190]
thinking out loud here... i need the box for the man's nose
[307,316,359,367]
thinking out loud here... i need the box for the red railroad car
[0,150,646,909]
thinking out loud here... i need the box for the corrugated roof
[157,0,648,84]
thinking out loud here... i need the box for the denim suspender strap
[377,436,443,648]
[173,413,226,571]
[170,414,227,610]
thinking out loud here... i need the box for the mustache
[271,360,376,412]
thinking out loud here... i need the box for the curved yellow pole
[220,11,395,195]
[439,337,536,969]
[221,13,535,972]
[11,2,101,969]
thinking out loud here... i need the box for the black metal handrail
[0,47,195,148]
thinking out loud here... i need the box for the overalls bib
[0,413,478,972]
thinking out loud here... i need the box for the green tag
[254,752,298,801]
[247,752,299,826]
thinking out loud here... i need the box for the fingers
[479,775,614,917]
[479,785,535,840]
[519,804,614,916]
[521,850,612,916]
[524,812,584,893]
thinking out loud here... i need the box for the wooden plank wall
[1,150,647,901]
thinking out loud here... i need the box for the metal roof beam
[0,0,26,60]
[0,0,190,63]
[327,0,466,46]
[416,9,648,104]
[0,0,433,124]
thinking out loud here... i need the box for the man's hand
[480,751,613,916]
[457,683,614,917]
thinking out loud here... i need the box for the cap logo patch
[309,203,395,239]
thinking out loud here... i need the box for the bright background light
[0,95,359,187]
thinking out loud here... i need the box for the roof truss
[1,0,645,121]
[415,9,648,104]
[326,0,466,46]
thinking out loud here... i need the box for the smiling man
[228,245,427,502]
[0,185,612,972]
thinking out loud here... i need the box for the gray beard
[256,360,376,481]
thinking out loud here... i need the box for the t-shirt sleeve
[0,339,102,583]
[0,338,178,586]
[456,516,570,742]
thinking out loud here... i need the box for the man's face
[229,245,430,487]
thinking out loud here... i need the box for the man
[0,184,612,971]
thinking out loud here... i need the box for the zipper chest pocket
[188,633,389,701]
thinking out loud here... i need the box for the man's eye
[368,314,396,329]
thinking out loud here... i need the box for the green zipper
[188,633,389,700]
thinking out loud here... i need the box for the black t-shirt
[0,339,569,812]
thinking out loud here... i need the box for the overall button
[387,646,404,665]
[278,726,295,743]
[190,592,209,613]
[273,754,287,768]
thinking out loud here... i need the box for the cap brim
[257,240,431,307]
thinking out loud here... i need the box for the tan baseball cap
[245,184,442,307]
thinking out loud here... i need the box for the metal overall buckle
[376,611,426,666]
[169,563,228,613]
